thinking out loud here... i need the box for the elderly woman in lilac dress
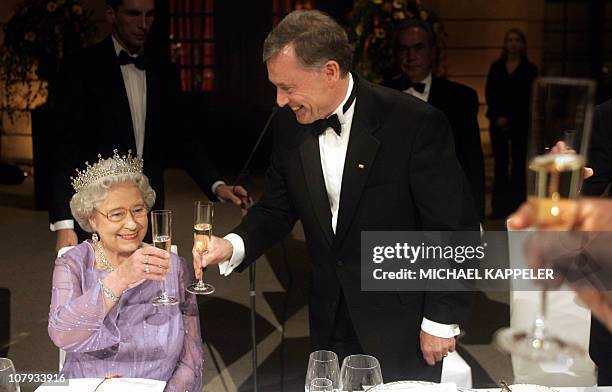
[48,151,203,392]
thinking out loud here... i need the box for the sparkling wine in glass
[150,210,179,306]
[187,201,215,295]
[496,77,595,362]
[340,354,383,391]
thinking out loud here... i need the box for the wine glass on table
[495,77,596,362]
[309,378,333,392]
[340,354,383,391]
[0,358,20,392]
[187,201,215,295]
[305,350,340,392]
[150,210,179,306]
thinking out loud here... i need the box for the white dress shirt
[404,72,432,102]
[220,74,458,338]
[112,35,147,158]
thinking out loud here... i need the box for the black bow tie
[408,82,426,93]
[311,73,359,137]
[312,114,342,136]
[117,50,146,70]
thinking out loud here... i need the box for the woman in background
[485,28,538,218]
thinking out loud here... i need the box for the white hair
[70,172,156,233]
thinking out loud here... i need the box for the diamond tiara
[71,149,144,193]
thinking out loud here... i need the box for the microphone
[235,105,278,392]
[234,106,278,209]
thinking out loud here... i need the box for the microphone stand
[235,106,277,392]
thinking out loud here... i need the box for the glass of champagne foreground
[495,77,595,362]
[187,201,215,295]
[150,210,179,306]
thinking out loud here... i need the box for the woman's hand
[115,246,171,286]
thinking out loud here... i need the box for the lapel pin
[357,164,365,169]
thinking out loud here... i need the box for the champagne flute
[495,77,596,362]
[340,354,383,391]
[0,358,20,392]
[150,210,179,306]
[187,201,215,295]
[305,350,340,392]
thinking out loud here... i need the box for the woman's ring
[144,255,150,264]
[144,266,150,274]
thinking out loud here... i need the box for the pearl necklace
[95,240,114,272]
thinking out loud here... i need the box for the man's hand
[419,330,455,366]
[215,184,252,215]
[192,235,234,279]
[56,229,78,252]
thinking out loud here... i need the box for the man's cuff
[218,233,245,276]
[421,317,460,338]
[50,220,74,232]
[212,181,226,202]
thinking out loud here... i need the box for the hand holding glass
[495,77,595,362]
[187,201,215,295]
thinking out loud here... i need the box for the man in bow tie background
[195,10,478,382]
[49,0,247,250]
[385,20,485,222]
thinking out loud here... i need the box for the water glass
[305,350,340,392]
[340,354,383,391]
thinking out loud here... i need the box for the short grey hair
[70,172,156,233]
[262,10,353,77]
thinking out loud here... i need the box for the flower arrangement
[347,0,447,83]
[0,0,97,112]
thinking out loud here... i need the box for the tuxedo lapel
[334,83,381,247]
[143,62,160,158]
[299,128,334,246]
[427,76,439,106]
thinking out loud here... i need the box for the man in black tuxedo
[384,20,485,221]
[581,98,612,386]
[195,10,478,381]
[49,0,246,250]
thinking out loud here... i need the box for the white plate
[367,381,438,391]
[509,384,559,392]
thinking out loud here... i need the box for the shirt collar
[112,35,141,57]
[328,73,355,125]
[404,72,432,101]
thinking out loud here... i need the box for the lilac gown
[48,241,203,392]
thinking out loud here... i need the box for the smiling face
[396,27,435,83]
[106,0,155,54]
[88,182,147,259]
[266,45,341,124]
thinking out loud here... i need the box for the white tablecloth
[34,377,166,392]
[477,388,611,392]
